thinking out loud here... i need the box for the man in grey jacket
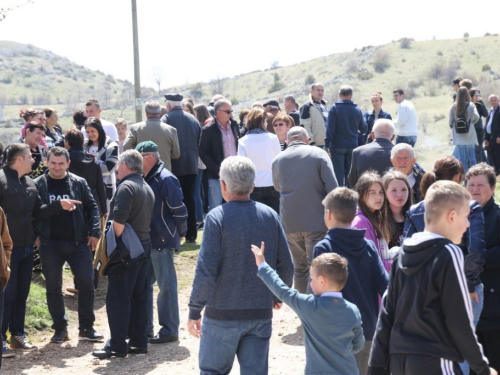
[164,93,201,243]
[272,127,338,293]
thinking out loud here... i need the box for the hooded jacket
[313,227,388,340]
[402,200,485,293]
[68,149,107,215]
[369,232,490,375]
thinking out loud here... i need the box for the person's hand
[496,137,500,144]
[490,367,498,375]
[60,199,82,211]
[251,241,266,267]
[273,302,283,310]
[484,140,489,147]
[88,236,99,251]
[34,237,40,249]
[187,319,202,338]
[101,213,108,218]
[470,291,479,303]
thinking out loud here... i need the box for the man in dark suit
[485,94,500,175]
[348,119,395,187]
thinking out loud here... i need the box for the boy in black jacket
[369,180,496,375]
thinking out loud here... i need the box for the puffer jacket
[402,199,485,293]
[144,160,187,250]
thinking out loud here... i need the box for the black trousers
[390,354,463,375]
[487,141,500,175]
[472,330,500,374]
[177,174,197,241]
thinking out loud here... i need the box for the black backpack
[455,102,470,134]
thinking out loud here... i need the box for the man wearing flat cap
[263,99,281,134]
[163,93,201,243]
[135,141,187,345]
[123,100,180,172]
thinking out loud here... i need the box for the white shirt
[395,100,418,136]
[81,119,119,142]
[237,132,281,187]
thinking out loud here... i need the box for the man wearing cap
[263,99,281,134]
[123,101,180,172]
[135,141,187,345]
[300,83,328,147]
[199,99,240,212]
[163,93,201,243]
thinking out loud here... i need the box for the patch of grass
[25,274,52,334]
[176,229,202,290]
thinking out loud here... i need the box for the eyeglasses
[218,109,233,114]
[141,153,151,158]
[273,123,286,127]
[475,93,481,96]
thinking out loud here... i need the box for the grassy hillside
[2,36,500,170]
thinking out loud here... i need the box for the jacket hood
[399,232,450,276]
[324,227,368,257]
[69,149,95,170]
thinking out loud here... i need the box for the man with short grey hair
[207,94,225,117]
[272,127,338,293]
[123,100,180,171]
[163,93,201,243]
[325,85,367,187]
[92,149,155,359]
[390,143,424,202]
[199,98,239,212]
[300,83,328,147]
[348,119,395,187]
[188,156,294,374]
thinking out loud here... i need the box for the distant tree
[209,75,224,96]
[399,38,412,49]
[305,74,315,85]
[270,61,280,69]
[268,72,285,93]
[0,0,34,22]
[190,83,203,99]
[151,67,165,94]
[464,32,469,38]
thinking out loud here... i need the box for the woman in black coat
[465,162,500,372]
[470,88,490,163]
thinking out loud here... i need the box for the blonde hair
[424,180,471,224]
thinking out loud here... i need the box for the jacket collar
[308,94,327,106]
[145,160,165,181]
[117,172,143,186]
[2,165,25,179]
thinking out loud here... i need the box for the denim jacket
[145,160,187,250]
[402,200,485,292]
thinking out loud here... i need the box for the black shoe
[79,328,104,342]
[50,329,69,343]
[92,348,127,359]
[148,334,178,344]
[127,346,148,354]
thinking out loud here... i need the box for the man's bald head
[372,119,396,140]
[287,126,309,143]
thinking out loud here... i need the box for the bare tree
[0,0,35,22]
[151,67,165,94]
[209,74,224,96]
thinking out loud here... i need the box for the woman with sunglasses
[237,107,281,214]
[272,113,294,151]
[470,88,489,163]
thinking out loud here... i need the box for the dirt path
[2,264,307,374]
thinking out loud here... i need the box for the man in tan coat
[123,101,180,171]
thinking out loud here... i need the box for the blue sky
[1,0,498,89]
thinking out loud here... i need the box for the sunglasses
[273,122,286,127]
[218,110,233,114]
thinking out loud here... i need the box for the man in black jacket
[34,147,102,344]
[485,95,500,174]
[199,99,239,212]
[0,144,79,354]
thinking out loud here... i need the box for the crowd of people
[0,75,498,374]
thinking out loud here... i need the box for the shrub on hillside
[358,70,373,80]
[428,63,445,79]
[268,81,285,93]
[400,38,412,49]
[305,74,315,85]
[483,64,491,72]
[373,49,390,73]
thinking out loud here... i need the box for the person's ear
[371,131,375,139]
[319,275,326,286]
[447,209,457,224]
[390,134,396,141]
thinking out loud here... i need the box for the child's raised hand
[251,241,266,267]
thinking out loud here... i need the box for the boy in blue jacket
[313,187,388,374]
[251,243,364,374]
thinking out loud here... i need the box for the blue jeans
[396,135,417,147]
[195,169,205,223]
[330,148,353,187]
[199,317,272,375]
[38,240,95,331]
[2,246,33,340]
[250,186,280,215]
[146,248,179,337]
[459,283,484,375]
[452,144,476,173]
[208,178,223,212]
[106,242,151,353]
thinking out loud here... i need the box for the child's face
[386,179,409,211]
[116,124,127,138]
[365,182,384,213]
[309,267,323,295]
[449,199,470,244]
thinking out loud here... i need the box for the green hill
[2,36,500,169]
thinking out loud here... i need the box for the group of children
[251,182,496,375]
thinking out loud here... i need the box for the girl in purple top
[351,171,392,273]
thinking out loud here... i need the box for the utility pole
[131,0,142,122]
